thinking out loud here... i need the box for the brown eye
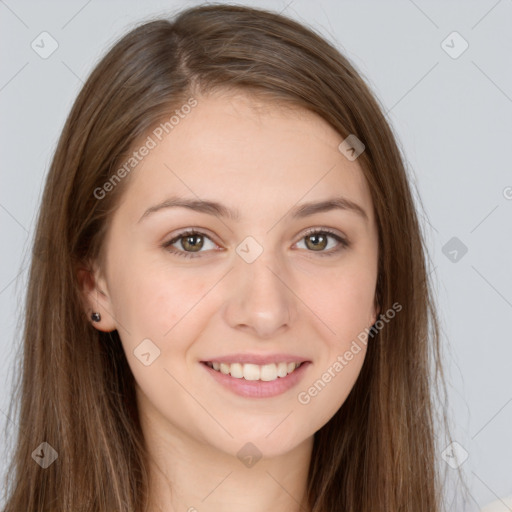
[305,232,328,251]
[295,228,349,257]
[163,230,217,259]
[180,233,204,252]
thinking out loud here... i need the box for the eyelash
[162,227,349,259]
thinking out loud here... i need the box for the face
[83,90,380,459]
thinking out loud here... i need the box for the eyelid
[163,227,219,245]
[300,226,348,243]
[162,228,220,256]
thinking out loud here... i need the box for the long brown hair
[2,3,463,511]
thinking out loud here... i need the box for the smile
[201,360,310,399]
[204,361,303,381]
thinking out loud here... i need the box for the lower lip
[201,362,310,398]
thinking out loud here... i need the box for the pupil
[185,235,202,251]
[308,233,326,250]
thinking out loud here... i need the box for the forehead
[116,90,375,226]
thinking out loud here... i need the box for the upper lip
[200,353,311,365]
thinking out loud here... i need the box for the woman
[1,4,464,511]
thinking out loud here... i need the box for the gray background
[1,1,511,510]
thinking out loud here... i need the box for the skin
[81,89,380,512]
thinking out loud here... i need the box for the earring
[91,312,101,322]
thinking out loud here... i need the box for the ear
[77,261,117,332]
[369,293,381,327]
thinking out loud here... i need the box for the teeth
[206,361,302,381]
[230,363,243,378]
[277,362,288,378]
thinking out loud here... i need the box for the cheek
[305,257,376,418]
[109,256,217,350]
[109,266,210,393]
[307,263,377,343]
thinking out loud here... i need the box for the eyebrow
[138,195,368,223]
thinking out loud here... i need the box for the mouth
[200,359,310,398]
[202,360,305,382]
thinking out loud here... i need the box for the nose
[223,247,297,339]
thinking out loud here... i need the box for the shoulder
[481,496,512,512]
